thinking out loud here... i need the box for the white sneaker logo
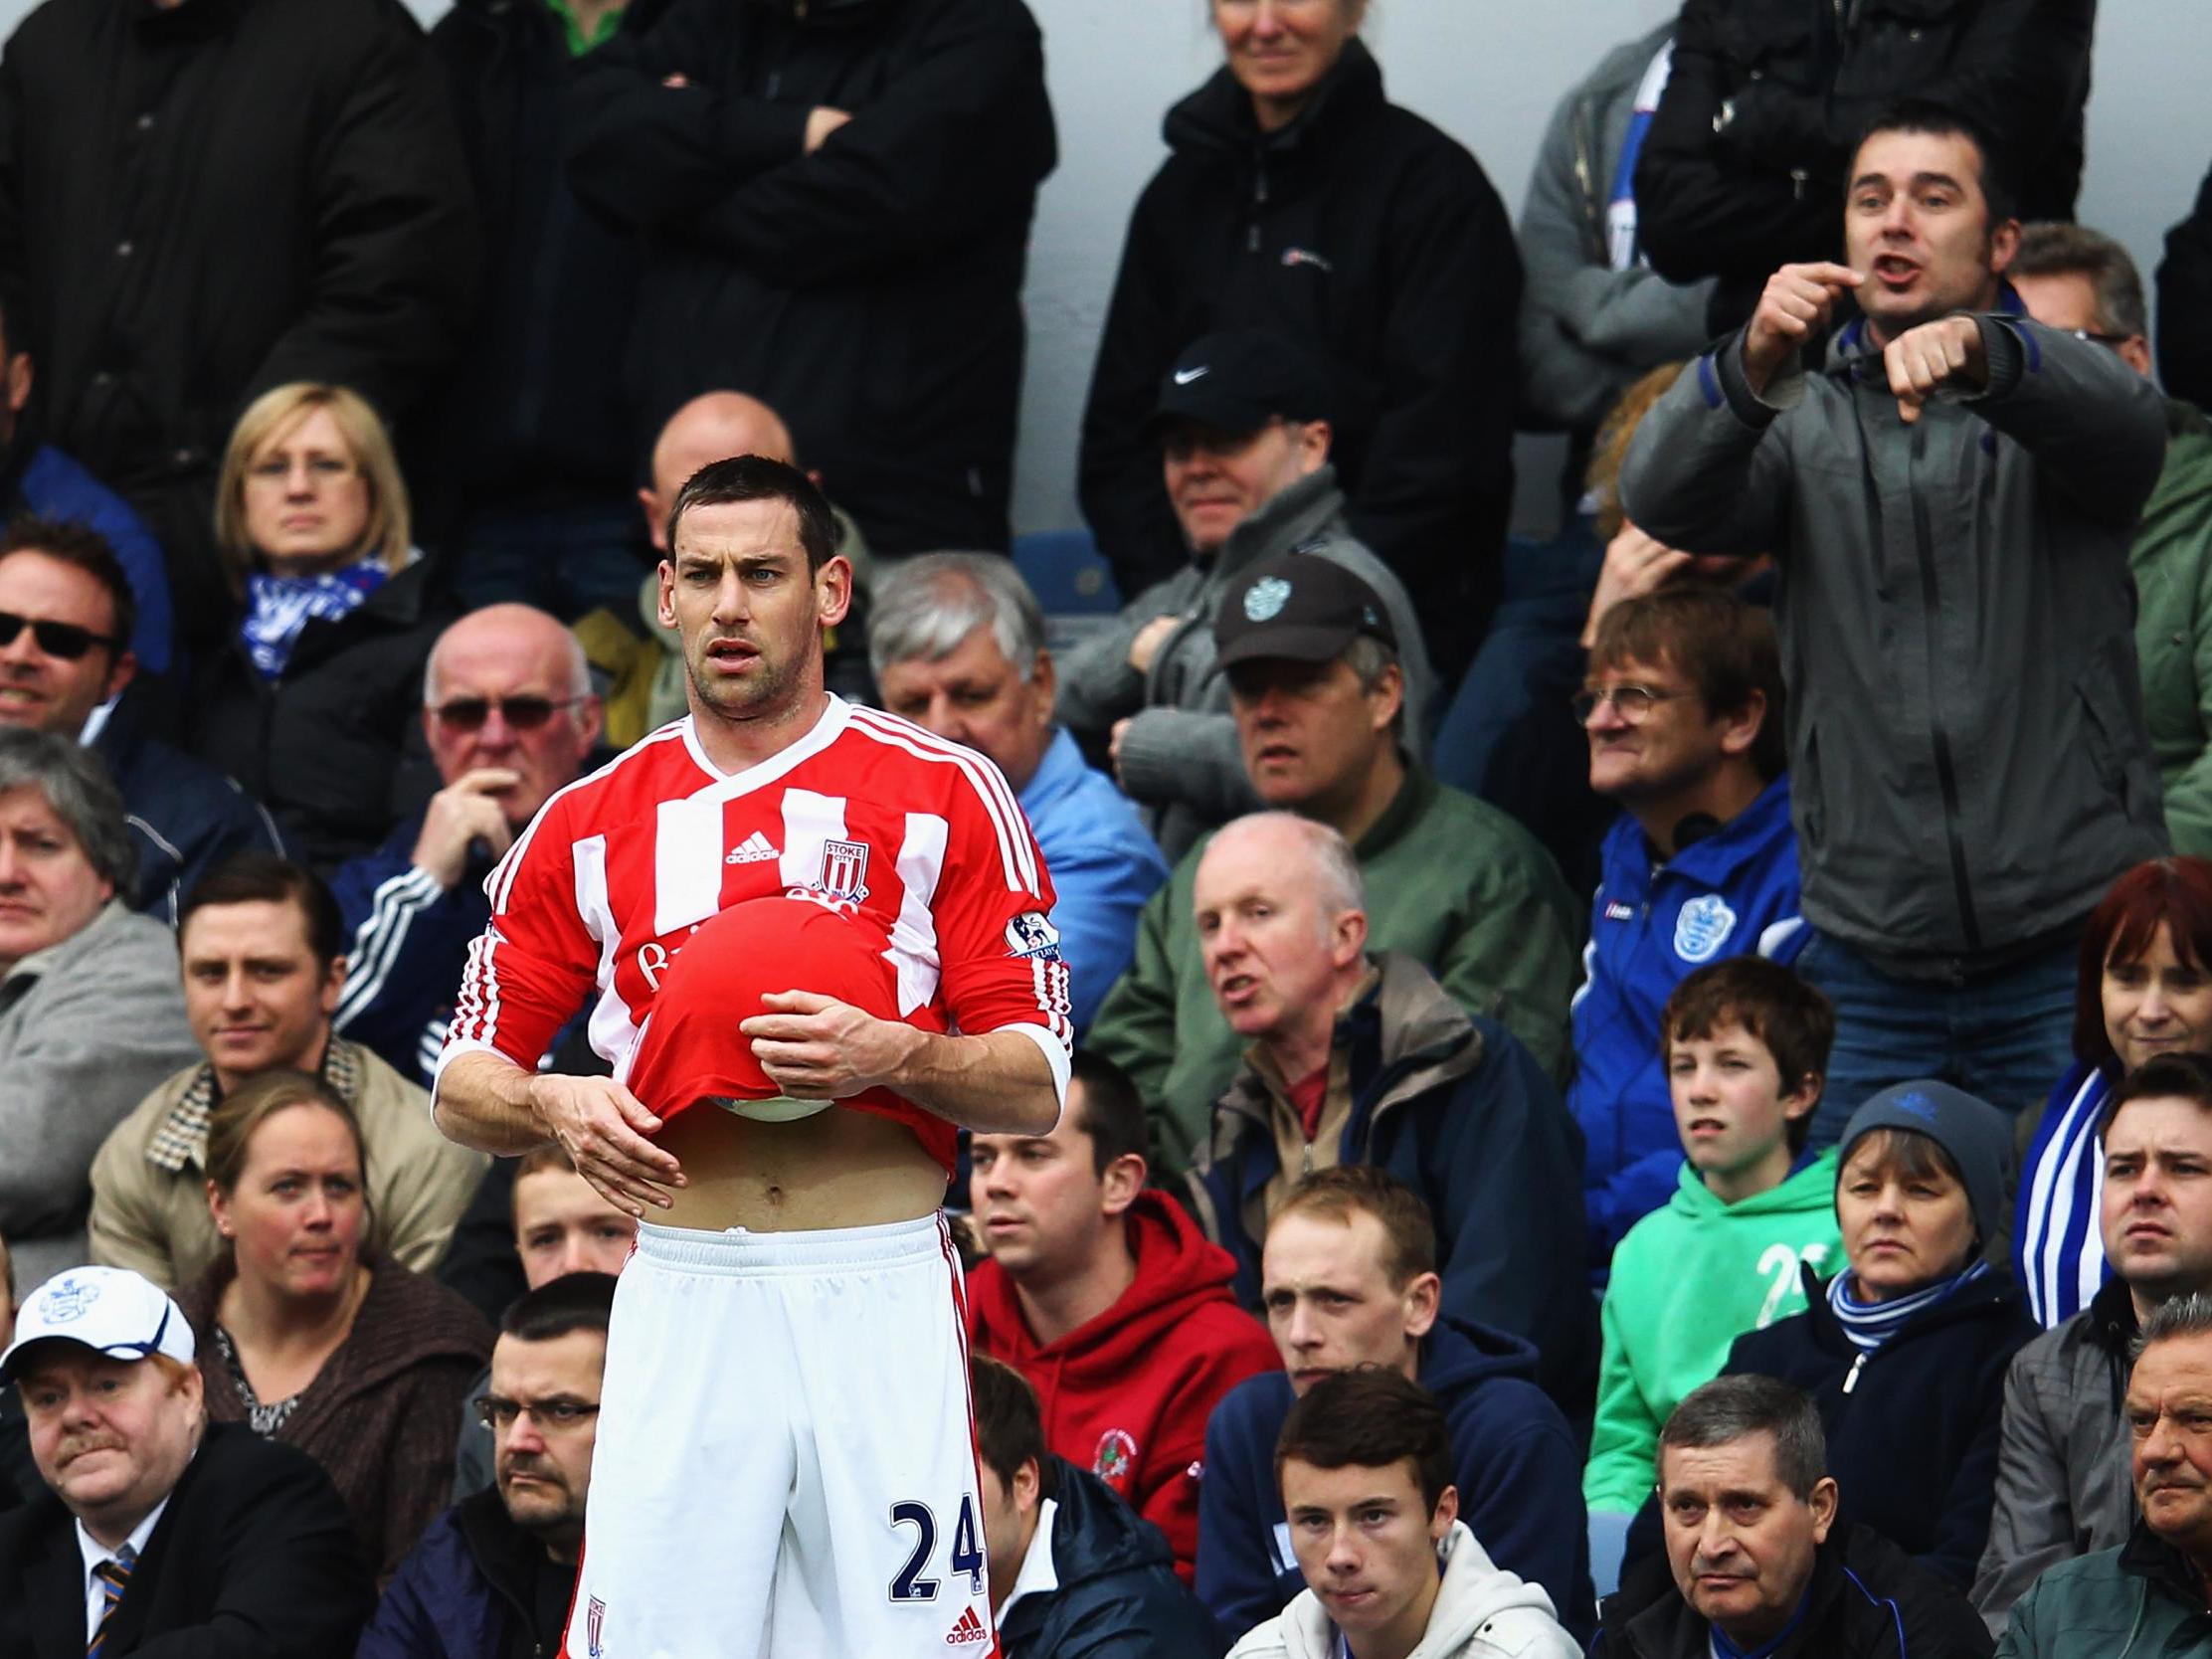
[725,830,780,865]
[1174,366,1209,385]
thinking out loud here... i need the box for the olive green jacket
[2133,400,2212,856]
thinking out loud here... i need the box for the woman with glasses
[1076,0,1519,677]
[175,1070,490,1580]
[188,383,453,872]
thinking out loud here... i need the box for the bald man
[331,604,606,1083]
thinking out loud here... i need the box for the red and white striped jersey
[438,697,1073,1123]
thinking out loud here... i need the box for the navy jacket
[91,681,284,925]
[358,1488,573,1659]
[1713,1266,2037,1590]
[1189,954,1597,1417]
[331,811,493,1085]
[1198,1316,1593,1644]
[1570,776,1804,1264]
[999,1457,1223,1659]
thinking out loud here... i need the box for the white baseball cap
[0,1267,195,1384]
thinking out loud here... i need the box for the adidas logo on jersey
[945,1606,990,1646]
[725,831,780,865]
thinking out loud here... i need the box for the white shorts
[561,1212,998,1659]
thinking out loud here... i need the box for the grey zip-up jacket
[1055,464,1435,863]
[1516,25,1718,435]
[1970,1278,2137,1635]
[1620,305,2169,974]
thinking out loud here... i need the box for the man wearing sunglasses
[0,517,283,924]
[331,604,604,1085]
[361,1272,615,1659]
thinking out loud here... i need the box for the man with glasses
[331,605,605,1085]
[0,517,282,923]
[2008,224,2212,860]
[1569,587,1803,1263]
[361,1272,615,1659]
[1057,330,1437,864]
[0,1265,372,1655]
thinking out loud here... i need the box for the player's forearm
[895,1027,1062,1136]
[433,1049,557,1155]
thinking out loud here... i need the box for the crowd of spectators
[3,0,2212,1653]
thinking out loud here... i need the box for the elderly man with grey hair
[870,554,1167,1033]
[0,730,197,1291]
[330,604,605,1083]
[1182,810,1595,1414]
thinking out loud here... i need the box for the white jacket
[1225,1522,1581,1659]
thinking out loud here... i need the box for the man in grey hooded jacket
[1620,100,2168,1146]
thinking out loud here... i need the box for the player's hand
[1127,614,1181,676]
[1580,524,1697,648]
[742,990,924,1099]
[805,106,852,153]
[1743,262,1863,395]
[529,1074,682,1218]
[1884,313,1986,425]
[410,769,521,889]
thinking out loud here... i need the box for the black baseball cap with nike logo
[1147,329,1334,439]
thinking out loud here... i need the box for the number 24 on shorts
[888,1496,987,1602]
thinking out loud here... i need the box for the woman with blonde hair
[174,1069,489,1579]
[188,383,452,870]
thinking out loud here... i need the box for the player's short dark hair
[1661,1375,1828,1501]
[1854,98,2020,226]
[180,854,346,973]
[1068,1049,1148,1176]
[501,1271,619,1344]
[1274,1368,1453,1514]
[1268,1166,1437,1289]
[0,515,136,656]
[1661,958,1835,1156]
[971,1355,1056,1501]
[664,454,839,575]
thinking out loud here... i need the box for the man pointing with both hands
[1619,99,2170,1145]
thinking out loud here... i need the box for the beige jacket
[86,1037,487,1291]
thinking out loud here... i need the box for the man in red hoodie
[969,1049,1280,1579]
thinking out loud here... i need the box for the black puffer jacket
[425,0,645,522]
[0,0,478,638]
[1635,0,2095,327]
[564,0,1055,554]
[1078,40,1519,675]
[187,562,451,874]
[998,1456,1225,1659]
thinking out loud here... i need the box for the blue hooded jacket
[1569,776,1803,1264]
[1197,1316,1593,1644]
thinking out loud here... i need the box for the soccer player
[431,456,1072,1657]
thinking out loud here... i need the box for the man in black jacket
[1595,1375,1992,1658]
[970,1355,1224,1659]
[1635,0,2095,329]
[0,1264,373,1657]
[0,0,478,652]
[563,0,1054,556]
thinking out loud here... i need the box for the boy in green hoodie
[1582,957,1844,1521]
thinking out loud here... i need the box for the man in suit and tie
[0,1265,371,1657]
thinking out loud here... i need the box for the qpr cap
[622,893,945,1123]
[1148,329,1334,439]
[0,1267,195,1384]
[1212,554,1397,671]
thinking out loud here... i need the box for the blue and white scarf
[1604,42,1677,271]
[2016,1064,2113,1328]
[242,561,386,679]
[1828,1258,1992,1354]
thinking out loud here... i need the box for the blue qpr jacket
[1198,1316,1594,1644]
[1569,776,1804,1264]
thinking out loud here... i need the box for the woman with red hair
[2015,856,2212,1326]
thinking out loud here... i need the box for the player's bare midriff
[653,1103,949,1232]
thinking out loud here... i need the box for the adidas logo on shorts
[725,831,781,865]
[944,1606,990,1646]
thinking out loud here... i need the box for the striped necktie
[87,1545,134,1657]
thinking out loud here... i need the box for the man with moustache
[362,1273,617,1658]
[1622,102,2170,1141]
